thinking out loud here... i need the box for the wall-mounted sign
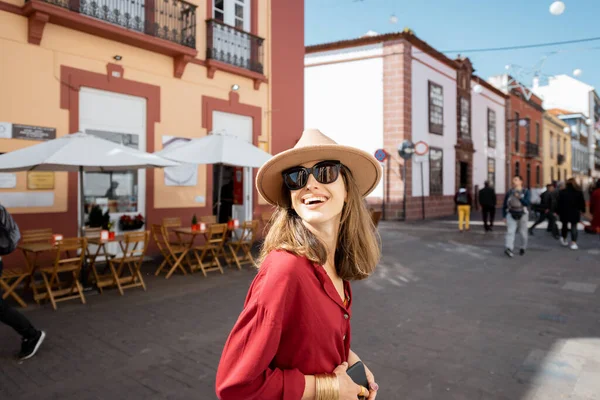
[13,124,56,141]
[0,173,17,188]
[0,122,12,139]
[27,171,55,190]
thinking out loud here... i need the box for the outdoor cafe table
[166,227,207,279]
[18,241,60,304]
[86,235,128,292]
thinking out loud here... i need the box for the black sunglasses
[282,160,342,191]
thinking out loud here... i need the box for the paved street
[1,219,599,400]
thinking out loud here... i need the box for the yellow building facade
[542,112,572,184]
[0,0,304,239]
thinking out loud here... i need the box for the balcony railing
[557,154,565,165]
[206,19,264,74]
[525,142,539,158]
[31,0,197,48]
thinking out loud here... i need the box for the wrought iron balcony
[206,19,265,74]
[557,154,565,165]
[31,0,197,48]
[525,142,539,158]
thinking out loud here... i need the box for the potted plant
[119,213,145,231]
[191,214,200,231]
[88,205,104,228]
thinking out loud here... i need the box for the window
[536,165,540,186]
[557,168,561,181]
[459,97,470,139]
[214,0,250,31]
[515,112,520,152]
[563,138,567,155]
[535,123,540,145]
[526,123,531,144]
[550,132,554,158]
[557,135,561,155]
[551,166,554,180]
[487,158,495,186]
[487,108,496,148]
[83,131,140,214]
[564,169,567,180]
[526,163,531,188]
[214,0,225,21]
[428,81,444,135]
[429,148,443,195]
[515,161,520,177]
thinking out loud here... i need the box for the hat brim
[256,144,382,206]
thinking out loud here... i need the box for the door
[459,162,468,188]
[213,0,251,31]
[212,111,253,223]
[79,87,147,256]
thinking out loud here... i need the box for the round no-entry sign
[414,141,429,156]
[374,148,388,162]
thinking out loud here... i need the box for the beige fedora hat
[256,128,382,206]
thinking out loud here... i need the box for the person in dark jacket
[586,179,600,234]
[454,187,472,232]
[557,178,586,250]
[529,184,559,238]
[478,181,497,232]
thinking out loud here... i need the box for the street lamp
[563,126,571,134]
[473,84,484,94]
[585,118,593,126]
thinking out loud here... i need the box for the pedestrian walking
[478,181,497,231]
[216,129,380,400]
[584,179,600,234]
[454,187,472,232]
[502,175,531,257]
[557,178,586,250]
[529,184,559,238]
[0,205,46,360]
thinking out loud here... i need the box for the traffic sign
[414,141,429,156]
[398,140,415,160]
[374,148,388,162]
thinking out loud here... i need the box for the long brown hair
[566,177,581,191]
[259,166,381,280]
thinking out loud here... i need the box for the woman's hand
[364,363,379,399]
[333,362,369,400]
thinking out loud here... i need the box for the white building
[471,77,507,194]
[534,75,600,180]
[305,31,506,220]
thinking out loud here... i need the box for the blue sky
[305,0,600,91]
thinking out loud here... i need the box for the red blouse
[216,250,352,400]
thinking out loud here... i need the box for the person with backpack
[478,181,497,232]
[454,187,472,232]
[557,178,586,250]
[0,205,46,360]
[502,175,531,257]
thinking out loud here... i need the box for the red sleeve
[216,252,306,400]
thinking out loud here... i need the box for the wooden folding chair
[370,210,382,227]
[104,231,149,295]
[37,237,87,310]
[0,265,31,308]
[199,215,217,224]
[192,223,228,276]
[228,220,259,270]
[162,217,193,246]
[22,228,53,243]
[151,224,187,277]
[260,211,274,234]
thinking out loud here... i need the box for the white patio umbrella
[0,132,179,234]
[155,132,272,219]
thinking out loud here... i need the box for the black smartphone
[346,360,369,399]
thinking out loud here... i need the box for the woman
[586,179,600,234]
[216,129,382,400]
[557,178,586,250]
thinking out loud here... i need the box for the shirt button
[344,314,349,320]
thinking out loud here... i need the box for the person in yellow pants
[454,187,472,232]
